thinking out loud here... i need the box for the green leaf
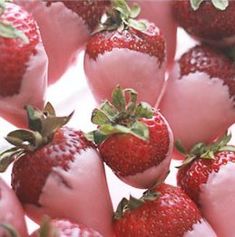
[124,88,137,115]
[218,145,235,152]
[0,149,18,172]
[135,102,153,119]
[43,102,56,117]
[112,0,131,19]
[39,216,59,237]
[26,105,43,132]
[114,197,129,220]
[211,0,229,10]
[175,140,187,155]
[130,121,149,141]
[100,101,119,119]
[6,129,43,151]
[112,86,126,111]
[128,195,145,209]
[85,130,107,144]
[0,21,29,43]
[99,124,130,135]
[127,18,147,32]
[91,108,112,126]
[130,4,141,18]
[190,0,204,10]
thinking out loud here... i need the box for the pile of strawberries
[1,0,235,237]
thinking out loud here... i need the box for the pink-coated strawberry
[177,133,235,237]
[0,103,113,237]
[16,0,110,84]
[84,0,166,106]
[0,1,47,127]
[173,0,235,47]
[130,0,177,67]
[87,86,173,189]
[0,178,28,237]
[114,183,216,237]
[159,44,235,152]
[31,218,103,237]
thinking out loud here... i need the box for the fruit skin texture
[86,23,165,63]
[132,0,177,67]
[114,183,202,237]
[159,44,235,151]
[0,2,39,97]
[16,0,110,84]
[177,150,235,205]
[0,2,47,128]
[0,178,28,237]
[11,127,91,205]
[30,219,103,237]
[99,111,171,178]
[173,0,235,47]
[178,45,235,96]
[85,21,166,106]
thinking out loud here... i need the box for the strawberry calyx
[94,0,147,34]
[0,102,73,172]
[176,133,235,168]
[0,0,29,43]
[114,189,158,220]
[190,0,229,10]
[0,223,20,237]
[86,85,154,144]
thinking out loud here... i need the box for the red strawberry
[0,178,28,237]
[31,218,103,237]
[87,86,173,189]
[113,183,216,237]
[177,133,235,237]
[16,0,110,84]
[173,0,235,47]
[159,44,235,152]
[0,1,47,127]
[84,0,166,106]
[0,103,113,237]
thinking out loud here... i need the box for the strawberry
[0,103,113,237]
[173,0,235,47]
[0,178,28,237]
[31,218,103,237]
[177,133,235,237]
[0,1,48,127]
[87,86,173,189]
[16,0,110,84]
[84,0,166,106]
[113,183,216,237]
[159,44,235,152]
[130,0,177,67]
